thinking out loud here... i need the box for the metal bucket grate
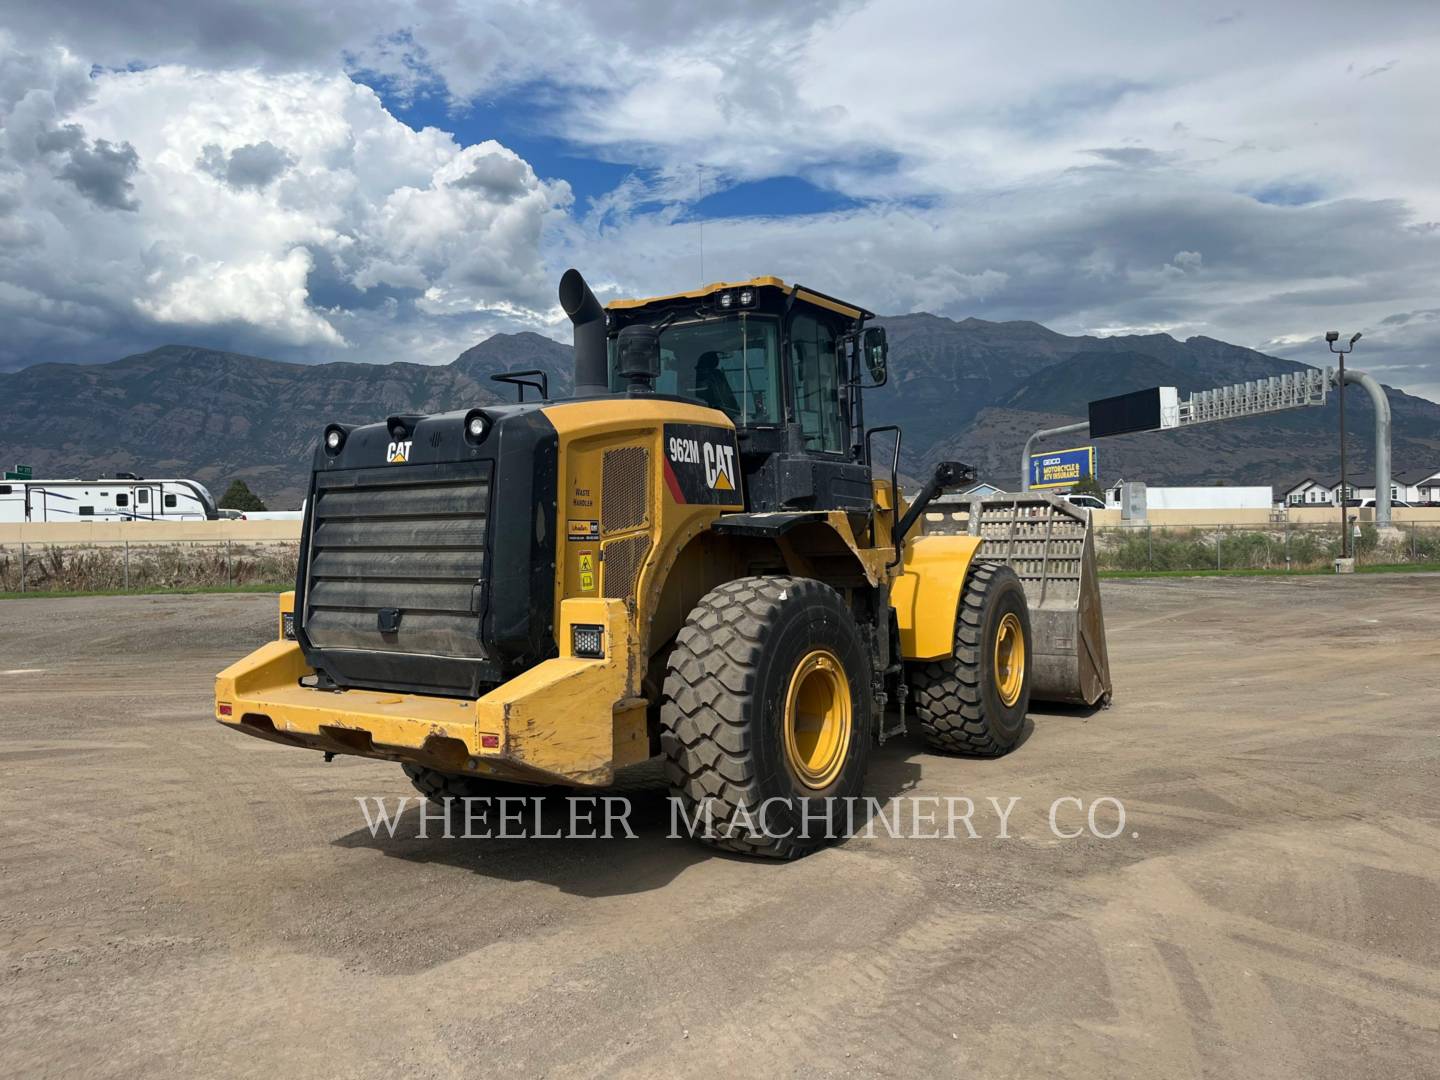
[925,493,1111,707]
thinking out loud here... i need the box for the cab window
[789,312,844,453]
[615,314,781,425]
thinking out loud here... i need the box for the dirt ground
[1,576,1438,1079]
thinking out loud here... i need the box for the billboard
[1029,446,1096,490]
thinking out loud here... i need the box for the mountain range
[3,317,1437,507]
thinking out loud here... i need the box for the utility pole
[1326,330,1362,558]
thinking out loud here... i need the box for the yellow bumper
[214,597,648,787]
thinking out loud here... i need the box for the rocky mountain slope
[3,319,1436,506]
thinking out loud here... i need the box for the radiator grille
[601,446,649,533]
[304,465,492,659]
[601,533,651,599]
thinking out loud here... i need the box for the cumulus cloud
[0,2,1438,400]
[197,140,295,190]
[0,40,570,366]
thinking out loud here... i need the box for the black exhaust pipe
[559,268,608,398]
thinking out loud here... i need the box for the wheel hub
[782,649,852,789]
[994,611,1025,707]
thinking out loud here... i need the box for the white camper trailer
[0,477,218,523]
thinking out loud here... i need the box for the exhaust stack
[559,268,608,398]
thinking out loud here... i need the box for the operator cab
[604,278,890,512]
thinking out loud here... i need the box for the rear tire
[660,576,873,859]
[908,562,1031,756]
[402,764,550,805]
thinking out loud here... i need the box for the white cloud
[138,247,342,344]
[1,2,1439,398]
[0,40,569,365]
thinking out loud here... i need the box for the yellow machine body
[216,393,986,785]
[215,273,1108,789]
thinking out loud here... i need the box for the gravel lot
[2,576,1438,1079]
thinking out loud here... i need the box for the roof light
[738,288,755,306]
[718,291,733,309]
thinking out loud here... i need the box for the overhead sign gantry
[1019,366,1392,526]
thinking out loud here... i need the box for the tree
[1069,476,1105,500]
[221,479,267,512]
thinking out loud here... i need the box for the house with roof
[1280,478,1332,506]
[1328,469,1436,505]
[1411,468,1440,505]
[960,480,1006,499]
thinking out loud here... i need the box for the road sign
[7,464,32,480]
[1088,387,1180,438]
[1028,446,1096,489]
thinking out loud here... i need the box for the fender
[891,533,984,660]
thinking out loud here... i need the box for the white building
[1326,469,1440,505]
[1106,481,1272,511]
[1282,478,1333,506]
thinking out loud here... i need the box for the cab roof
[606,276,873,321]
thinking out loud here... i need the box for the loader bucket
[923,494,1112,707]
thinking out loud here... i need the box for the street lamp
[1325,330,1362,559]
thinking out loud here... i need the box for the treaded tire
[402,764,552,805]
[660,576,872,859]
[908,561,1031,757]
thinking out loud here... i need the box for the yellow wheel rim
[782,649,852,790]
[994,611,1025,707]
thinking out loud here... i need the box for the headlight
[323,425,345,455]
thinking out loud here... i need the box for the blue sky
[1,1,1438,401]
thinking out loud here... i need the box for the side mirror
[862,327,888,386]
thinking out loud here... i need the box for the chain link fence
[2,526,1437,593]
[1095,522,1440,572]
[0,540,300,593]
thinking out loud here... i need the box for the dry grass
[0,542,299,593]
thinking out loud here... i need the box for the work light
[463,409,490,444]
[323,425,345,455]
[718,291,733,309]
[571,624,604,658]
[739,288,755,306]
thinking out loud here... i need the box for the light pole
[1326,330,1362,558]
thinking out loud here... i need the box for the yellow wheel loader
[216,270,1111,857]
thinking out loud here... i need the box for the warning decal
[662,423,744,506]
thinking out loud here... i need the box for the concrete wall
[1090,506,1440,529]
[0,520,303,544]
[6,507,1440,545]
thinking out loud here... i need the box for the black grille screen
[304,463,493,662]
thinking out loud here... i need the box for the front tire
[908,561,1031,756]
[660,576,873,859]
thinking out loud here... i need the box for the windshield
[611,314,780,424]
